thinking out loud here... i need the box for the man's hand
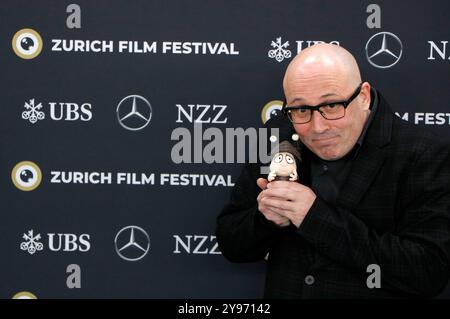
[257,179,317,228]
[257,178,291,227]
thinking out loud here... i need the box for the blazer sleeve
[215,160,290,263]
[297,140,450,297]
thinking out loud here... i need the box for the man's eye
[290,108,307,113]
[286,156,294,164]
[322,103,342,112]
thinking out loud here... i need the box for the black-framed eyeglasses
[282,83,363,124]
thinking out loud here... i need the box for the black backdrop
[1,0,449,298]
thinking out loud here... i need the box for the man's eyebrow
[320,92,340,99]
[289,93,340,105]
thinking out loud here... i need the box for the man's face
[285,75,371,161]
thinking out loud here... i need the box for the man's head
[283,43,372,161]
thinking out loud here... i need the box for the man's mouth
[312,135,338,143]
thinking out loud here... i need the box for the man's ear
[360,82,371,110]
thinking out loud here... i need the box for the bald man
[216,44,450,298]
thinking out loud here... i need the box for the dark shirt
[310,89,378,205]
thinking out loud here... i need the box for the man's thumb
[257,178,269,190]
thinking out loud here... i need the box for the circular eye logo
[12,291,38,299]
[261,100,284,124]
[11,161,42,191]
[12,28,43,59]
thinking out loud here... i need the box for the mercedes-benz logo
[116,95,153,131]
[114,226,150,261]
[365,31,403,69]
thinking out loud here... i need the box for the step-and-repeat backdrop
[1,0,449,298]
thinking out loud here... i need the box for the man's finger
[262,197,293,213]
[262,210,290,225]
[257,178,269,190]
[266,180,292,189]
[263,188,296,201]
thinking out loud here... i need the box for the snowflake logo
[20,230,44,255]
[268,37,292,62]
[22,99,45,124]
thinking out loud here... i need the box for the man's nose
[310,110,329,133]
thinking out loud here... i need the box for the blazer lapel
[336,142,387,209]
[336,88,393,209]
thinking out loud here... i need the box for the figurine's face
[269,152,296,176]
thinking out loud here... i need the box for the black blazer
[216,89,450,298]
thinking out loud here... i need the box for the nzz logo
[173,235,221,254]
[175,104,227,124]
[20,229,91,255]
[22,98,93,124]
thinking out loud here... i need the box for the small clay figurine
[268,139,301,182]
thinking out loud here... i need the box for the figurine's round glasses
[273,153,295,164]
[282,83,362,124]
